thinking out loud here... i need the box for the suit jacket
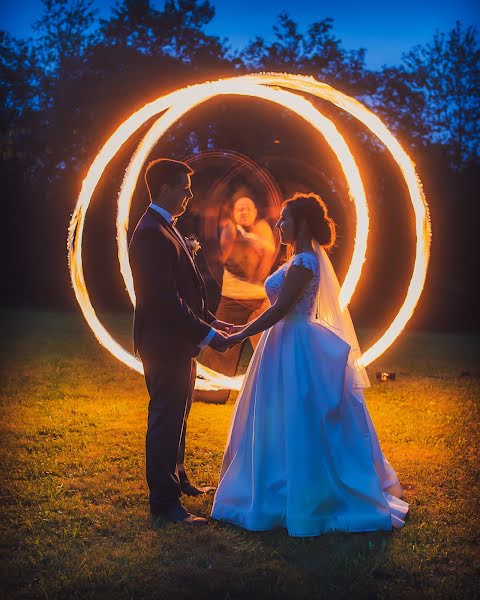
[129,207,215,359]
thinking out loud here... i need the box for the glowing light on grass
[67,73,430,390]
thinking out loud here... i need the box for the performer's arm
[219,219,236,263]
[252,221,276,282]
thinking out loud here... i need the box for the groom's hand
[224,332,245,349]
[211,319,236,334]
[208,330,231,353]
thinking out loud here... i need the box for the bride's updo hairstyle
[283,192,336,250]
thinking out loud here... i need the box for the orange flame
[67,73,431,389]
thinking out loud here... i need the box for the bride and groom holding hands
[129,158,409,535]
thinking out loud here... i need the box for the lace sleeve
[292,253,318,272]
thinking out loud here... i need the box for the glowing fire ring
[116,80,368,388]
[67,73,430,390]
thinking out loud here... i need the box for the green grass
[1,310,479,599]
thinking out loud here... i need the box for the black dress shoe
[151,502,208,527]
[180,480,217,497]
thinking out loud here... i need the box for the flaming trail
[68,73,430,390]
[244,74,431,366]
[115,80,368,388]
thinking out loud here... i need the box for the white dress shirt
[148,203,215,350]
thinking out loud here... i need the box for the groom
[129,158,231,526]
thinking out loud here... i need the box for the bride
[211,192,409,536]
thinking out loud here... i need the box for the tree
[0,31,40,124]
[100,0,232,69]
[32,0,98,73]
[402,21,480,169]
[29,0,97,111]
[367,65,429,149]
[241,13,372,95]
[100,0,161,55]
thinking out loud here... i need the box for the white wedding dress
[211,247,409,536]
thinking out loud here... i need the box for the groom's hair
[144,158,194,201]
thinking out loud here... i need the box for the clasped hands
[209,319,246,352]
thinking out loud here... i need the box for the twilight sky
[1,0,479,69]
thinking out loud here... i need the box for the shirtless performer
[194,196,275,403]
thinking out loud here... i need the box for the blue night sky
[1,0,479,69]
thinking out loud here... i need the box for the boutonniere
[184,235,201,258]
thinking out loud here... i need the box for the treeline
[1,0,479,330]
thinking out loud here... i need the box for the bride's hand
[211,320,245,335]
[228,324,246,334]
[226,332,246,347]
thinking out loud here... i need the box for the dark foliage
[1,1,478,330]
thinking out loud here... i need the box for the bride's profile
[211,192,409,536]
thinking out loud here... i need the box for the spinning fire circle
[67,73,431,391]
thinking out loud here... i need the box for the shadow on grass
[218,518,394,579]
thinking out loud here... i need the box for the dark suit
[129,207,215,512]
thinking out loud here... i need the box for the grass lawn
[1,310,479,599]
